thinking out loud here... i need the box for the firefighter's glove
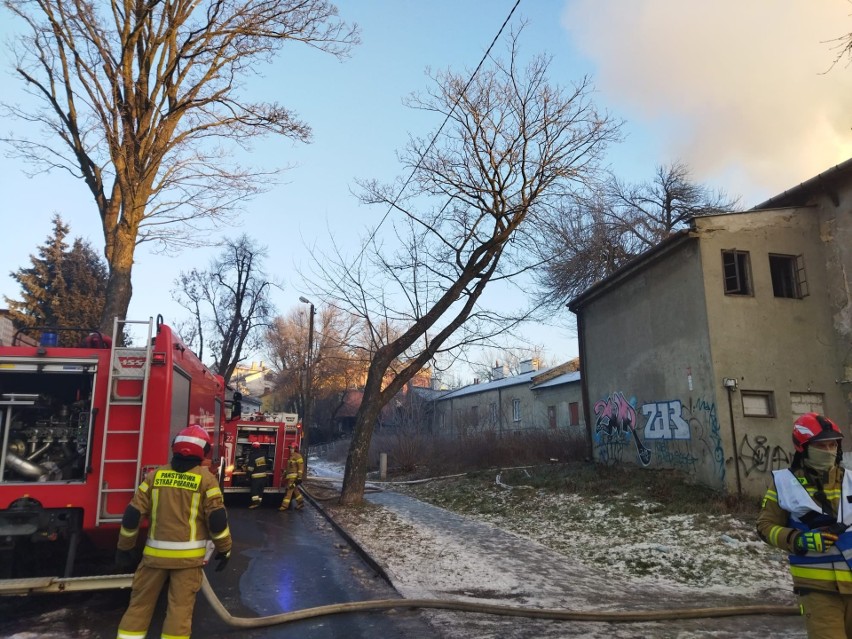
[794,531,838,554]
[115,548,136,572]
[213,550,231,572]
[295,478,303,485]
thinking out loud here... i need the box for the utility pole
[299,296,315,468]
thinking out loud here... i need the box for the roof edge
[752,157,852,210]
[567,229,693,312]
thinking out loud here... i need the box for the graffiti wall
[593,391,790,488]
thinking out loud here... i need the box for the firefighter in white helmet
[115,424,232,639]
[246,441,268,509]
[279,443,304,511]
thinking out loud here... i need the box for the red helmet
[289,443,299,452]
[172,424,212,458]
[792,413,843,453]
[252,441,261,449]
[81,332,112,349]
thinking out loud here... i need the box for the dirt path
[324,488,805,639]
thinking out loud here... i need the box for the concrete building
[434,360,584,436]
[569,159,852,498]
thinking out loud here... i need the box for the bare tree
[2,0,358,332]
[537,191,643,304]
[173,235,276,383]
[605,161,738,249]
[538,161,739,304]
[265,304,364,416]
[309,33,620,504]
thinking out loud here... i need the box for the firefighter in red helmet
[279,442,304,511]
[115,424,232,639]
[757,413,852,638]
[246,441,268,509]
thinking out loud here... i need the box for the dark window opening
[722,250,752,295]
[569,402,580,426]
[769,253,808,299]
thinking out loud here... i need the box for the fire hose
[200,572,798,627]
[198,481,799,628]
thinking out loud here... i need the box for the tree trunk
[339,399,383,505]
[99,225,136,335]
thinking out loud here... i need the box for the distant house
[231,361,273,396]
[333,388,363,436]
[569,159,852,498]
[0,311,36,346]
[433,360,584,436]
[333,381,444,436]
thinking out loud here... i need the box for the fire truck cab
[220,411,302,496]
[0,316,225,580]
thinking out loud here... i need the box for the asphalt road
[0,494,439,639]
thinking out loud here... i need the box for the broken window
[722,250,752,295]
[769,253,808,299]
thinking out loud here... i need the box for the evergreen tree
[6,215,108,344]
[54,238,109,331]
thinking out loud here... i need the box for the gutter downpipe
[497,386,503,438]
[576,312,594,461]
[724,383,743,497]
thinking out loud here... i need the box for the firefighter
[279,443,305,511]
[115,424,232,639]
[757,413,852,638]
[246,441,268,509]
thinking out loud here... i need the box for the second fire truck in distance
[219,409,302,497]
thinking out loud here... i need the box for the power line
[350,0,523,266]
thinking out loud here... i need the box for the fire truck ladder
[95,317,156,525]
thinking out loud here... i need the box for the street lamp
[299,296,315,463]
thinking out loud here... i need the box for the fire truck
[0,316,228,581]
[219,409,302,497]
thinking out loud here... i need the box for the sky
[1,1,851,382]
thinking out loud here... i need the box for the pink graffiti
[594,392,637,436]
[594,392,651,466]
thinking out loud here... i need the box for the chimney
[519,358,540,374]
[492,362,508,380]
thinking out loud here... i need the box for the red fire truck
[0,316,227,581]
[219,410,302,496]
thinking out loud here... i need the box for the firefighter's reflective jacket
[247,448,268,480]
[118,462,232,569]
[285,451,304,480]
[757,466,852,593]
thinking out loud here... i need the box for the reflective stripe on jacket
[758,466,852,593]
[285,452,303,479]
[247,450,268,479]
[118,463,232,569]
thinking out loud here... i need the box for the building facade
[434,361,584,437]
[570,160,852,497]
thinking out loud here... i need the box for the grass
[318,432,786,589]
[395,462,759,521]
[324,428,760,520]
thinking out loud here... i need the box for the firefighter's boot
[295,500,304,510]
[279,500,290,512]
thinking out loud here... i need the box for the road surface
[0,493,438,639]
